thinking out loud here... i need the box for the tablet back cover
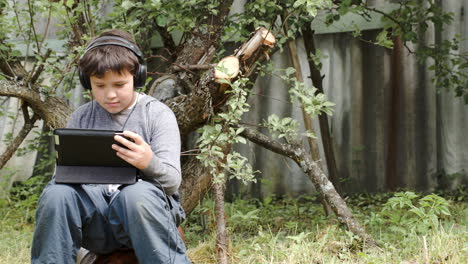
[54,128,137,184]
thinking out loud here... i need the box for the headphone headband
[82,36,144,61]
[79,35,147,90]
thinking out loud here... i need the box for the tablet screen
[54,128,133,167]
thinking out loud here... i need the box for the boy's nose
[105,89,117,99]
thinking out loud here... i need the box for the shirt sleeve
[66,104,88,129]
[66,111,80,128]
[140,107,182,195]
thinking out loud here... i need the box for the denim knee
[38,183,80,210]
[113,181,167,209]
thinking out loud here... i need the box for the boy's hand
[112,131,153,170]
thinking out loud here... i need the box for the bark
[214,182,229,264]
[240,127,377,247]
[0,80,72,129]
[171,25,276,210]
[173,0,234,66]
[302,26,341,189]
[0,112,39,170]
[284,21,333,216]
[64,0,88,47]
[179,156,212,214]
[156,0,233,136]
[0,43,28,79]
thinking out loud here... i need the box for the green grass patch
[183,192,467,264]
[0,191,466,263]
[0,206,34,264]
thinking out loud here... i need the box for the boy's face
[90,70,136,114]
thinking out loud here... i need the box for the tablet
[53,128,137,184]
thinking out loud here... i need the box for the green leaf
[65,0,75,9]
[156,16,167,27]
[285,67,296,77]
[236,136,246,144]
[121,0,135,10]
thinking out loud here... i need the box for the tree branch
[28,49,52,84]
[0,47,28,79]
[172,64,215,72]
[154,23,178,62]
[240,127,378,247]
[0,113,39,170]
[0,79,72,129]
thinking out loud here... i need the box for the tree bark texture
[169,30,276,209]
[240,127,377,247]
[214,182,229,264]
[0,113,39,170]
[301,26,341,189]
[0,80,72,129]
[179,156,212,214]
[284,21,333,216]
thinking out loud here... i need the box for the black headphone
[79,36,147,90]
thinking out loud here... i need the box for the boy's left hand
[112,131,153,170]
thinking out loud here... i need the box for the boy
[31,29,191,264]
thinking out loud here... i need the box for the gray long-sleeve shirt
[66,93,181,195]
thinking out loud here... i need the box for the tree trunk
[214,182,229,264]
[301,26,341,190]
[175,27,277,212]
[284,20,333,216]
[179,156,212,214]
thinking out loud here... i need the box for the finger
[114,134,137,150]
[114,143,143,160]
[116,150,144,168]
[116,151,134,164]
[122,130,144,144]
[112,144,132,156]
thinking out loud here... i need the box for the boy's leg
[31,181,120,264]
[108,181,191,264]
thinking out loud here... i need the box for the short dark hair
[79,29,140,78]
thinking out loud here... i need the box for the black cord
[121,92,139,131]
[138,98,179,263]
[87,100,94,129]
[153,178,179,264]
[122,96,179,263]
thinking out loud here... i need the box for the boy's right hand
[112,131,153,170]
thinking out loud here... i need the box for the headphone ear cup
[134,64,147,89]
[79,70,91,90]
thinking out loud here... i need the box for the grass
[183,192,467,264]
[0,205,34,264]
[0,191,466,264]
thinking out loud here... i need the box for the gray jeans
[31,180,191,264]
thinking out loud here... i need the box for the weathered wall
[232,0,468,197]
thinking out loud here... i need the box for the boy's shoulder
[140,93,174,115]
[138,94,178,129]
[67,101,95,128]
[70,101,94,117]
